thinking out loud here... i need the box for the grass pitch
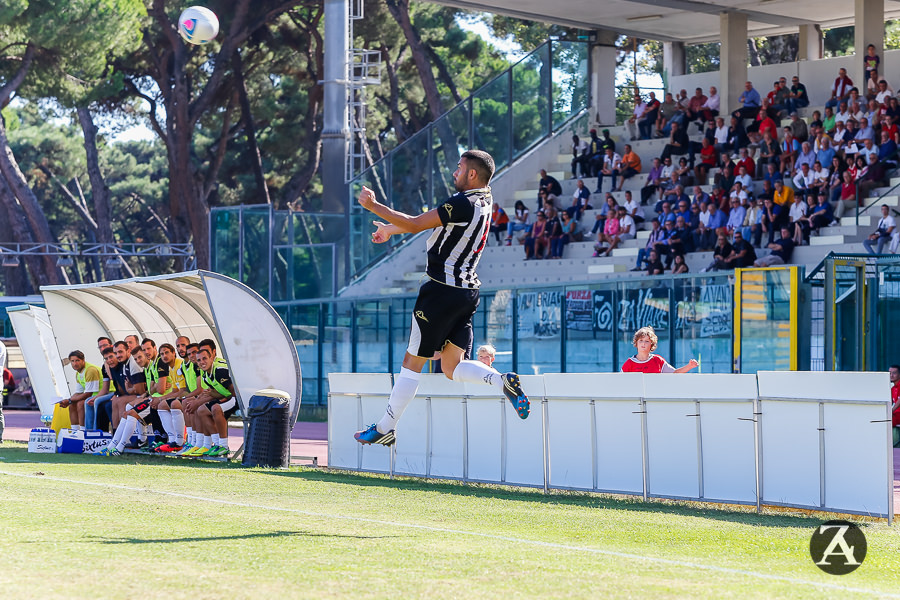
[0,441,898,599]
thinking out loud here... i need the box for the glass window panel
[293,214,346,245]
[552,41,589,129]
[391,297,417,375]
[616,279,673,368]
[211,208,240,279]
[473,71,511,170]
[565,285,615,373]
[512,44,550,157]
[672,275,733,373]
[356,300,390,373]
[515,287,563,375]
[272,247,291,303]
[290,246,335,300]
[241,208,270,299]
[739,268,793,373]
[273,211,290,246]
[390,128,431,216]
[289,304,322,405]
[876,263,900,371]
[482,290,514,374]
[349,163,389,275]
[432,102,470,203]
[322,302,353,400]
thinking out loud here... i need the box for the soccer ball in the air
[178,6,219,45]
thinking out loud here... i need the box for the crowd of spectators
[508,51,900,268]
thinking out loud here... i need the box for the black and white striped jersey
[425,187,492,289]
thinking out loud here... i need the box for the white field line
[0,469,892,598]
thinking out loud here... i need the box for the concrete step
[587,263,629,274]
[841,216,872,226]
[810,234,845,246]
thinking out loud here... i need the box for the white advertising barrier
[643,374,759,504]
[757,371,891,518]
[327,373,545,486]
[543,373,644,494]
[329,372,893,520]
[7,305,70,415]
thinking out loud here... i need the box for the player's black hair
[130,346,143,357]
[186,343,199,351]
[891,364,900,371]
[68,350,85,360]
[97,336,112,345]
[198,338,217,352]
[114,341,128,350]
[102,347,115,356]
[141,338,156,347]
[461,150,495,184]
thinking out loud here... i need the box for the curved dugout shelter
[33,271,302,422]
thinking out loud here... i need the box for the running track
[1,410,327,467]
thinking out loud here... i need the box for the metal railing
[347,40,590,284]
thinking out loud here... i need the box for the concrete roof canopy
[433,0,900,43]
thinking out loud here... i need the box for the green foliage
[0,0,145,105]
[5,104,170,249]
[474,13,583,50]
[885,20,900,50]
[823,25,854,57]
[686,43,720,74]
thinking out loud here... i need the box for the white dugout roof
[26,271,302,421]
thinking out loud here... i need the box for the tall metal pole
[322,0,350,279]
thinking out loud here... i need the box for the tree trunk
[385,0,445,122]
[232,51,270,205]
[77,107,118,280]
[0,173,45,292]
[747,38,761,67]
[0,121,60,285]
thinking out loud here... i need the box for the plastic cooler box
[81,430,112,454]
[57,429,85,453]
[28,428,57,453]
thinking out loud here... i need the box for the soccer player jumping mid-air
[354,150,530,447]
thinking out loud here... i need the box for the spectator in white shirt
[863,204,899,254]
[834,101,852,124]
[627,92,647,141]
[623,190,645,225]
[699,86,720,126]
[810,161,830,196]
[792,162,816,199]
[858,138,879,163]
[596,147,622,193]
[875,79,895,106]
[734,165,754,194]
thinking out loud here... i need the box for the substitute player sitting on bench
[179,339,234,457]
[148,343,188,453]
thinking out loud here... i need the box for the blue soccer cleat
[501,372,530,419]
[354,423,396,446]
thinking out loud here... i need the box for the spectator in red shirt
[621,326,700,373]
[891,364,900,447]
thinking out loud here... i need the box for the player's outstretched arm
[359,186,441,234]
[673,358,700,373]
